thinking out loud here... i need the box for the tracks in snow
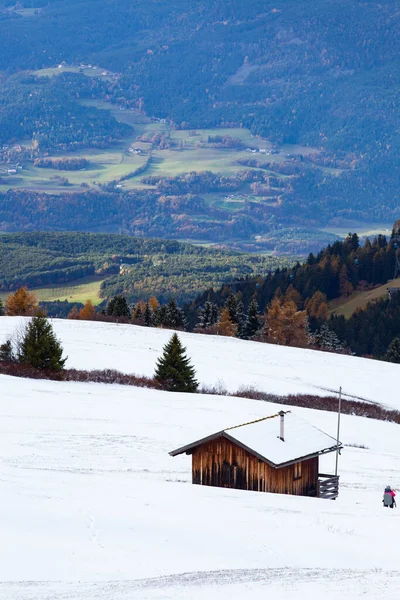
[3,568,400,599]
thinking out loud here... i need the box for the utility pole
[335,386,342,477]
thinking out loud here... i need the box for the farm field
[1,319,400,599]
[329,278,400,318]
[33,65,113,80]
[0,276,104,306]
[0,136,148,191]
[0,93,320,200]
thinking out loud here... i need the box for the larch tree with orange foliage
[148,296,159,312]
[79,300,97,320]
[5,287,39,316]
[217,308,238,337]
[262,297,309,348]
[284,284,303,309]
[339,264,353,297]
[305,291,329,321]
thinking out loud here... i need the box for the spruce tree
[19,316,67,371]
[244,298,260,338]
[154,333,198,392]
[0,298,4,316]
[107,295,131,318]
[144,302,153,326]
[225,292,238,324]
[197,301,219,329]
[386,337,400,363]
[314,324,344,352]
[153,304,167,327]
[210,302,219,326]
[0,339,15,363]
[197,301,212,329]
[236,299,246,338]
[165,298,187,329]
[132,302,143,321]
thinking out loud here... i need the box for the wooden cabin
[170,411,341,499]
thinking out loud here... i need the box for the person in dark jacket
[383,486,396,508]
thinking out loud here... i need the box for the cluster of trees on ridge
[2,277,400,365]
[2,222,400,362]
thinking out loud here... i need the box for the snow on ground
[1,371,400,599]
[1,316,399,409]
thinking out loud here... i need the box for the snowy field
[0,316,399,408]
[2,373,400,599]
[1,317,400,599]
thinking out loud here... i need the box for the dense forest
[0,73,130,150]
[184,222,400,358]
[0,1,398,154]
[0,188,337,253]
[0,232,290,302]
[2,226,400,360]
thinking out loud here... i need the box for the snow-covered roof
[170,411,340,467]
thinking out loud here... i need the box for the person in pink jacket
[383,486,396,508]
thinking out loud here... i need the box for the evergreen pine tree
[210,302,219,326]
[314,324,345,352]
[197,301,219,329]
[244,298,260,338]
[0,339,15,363]
[225,292,238,324]
[154,333,198,392]
[153,304,167,327]
[107,295,131,318]
[236,299,247,338]
[386,337,400,363]
[144,302,153,326]
[0,298,4,316]
[132,303,143,321]
[165,299,187,330]
[197,301,212,329]
[19,316,67,371]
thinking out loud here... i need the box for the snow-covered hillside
[1,374,400,599]
[1,317,400,599]
[0,317,399,408]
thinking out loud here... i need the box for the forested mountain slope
[0,0,399,246]
[1,0,398,154]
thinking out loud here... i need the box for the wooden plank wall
[191,436,318,496]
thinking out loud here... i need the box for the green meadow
[0,276,104,306]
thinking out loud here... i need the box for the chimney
[279,411,285,441]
